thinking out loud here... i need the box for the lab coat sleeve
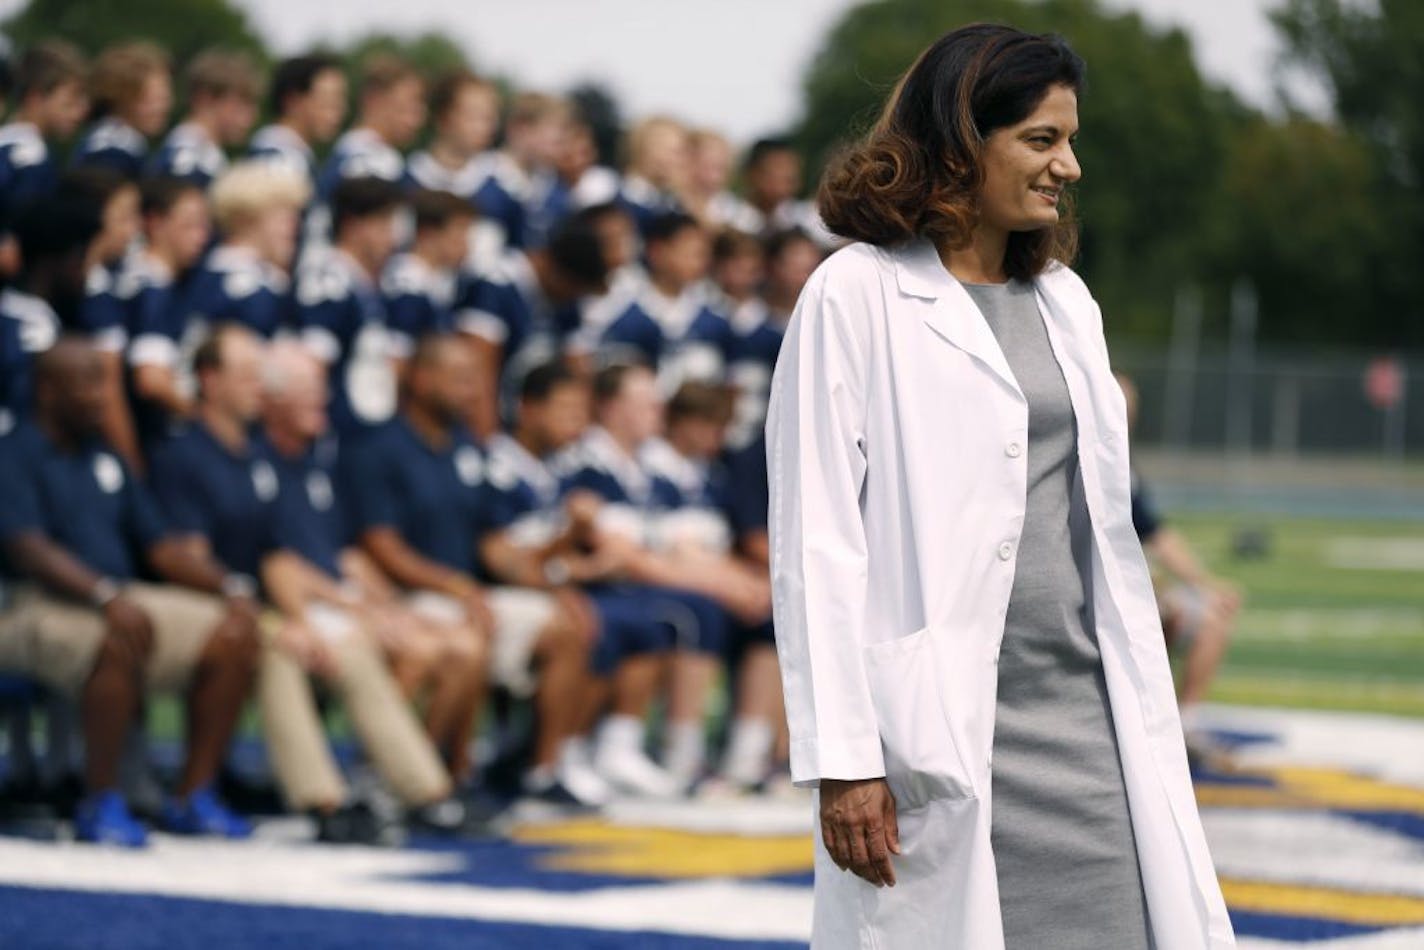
[766,264,884,787]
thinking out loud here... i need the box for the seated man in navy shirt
[347,334,591,794]
[0,338,259,846]
[149,326,460,841]
[0,41,89,224]
[148,50,260,188]
[293,176,403,438]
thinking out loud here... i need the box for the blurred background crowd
[0,29,853,848]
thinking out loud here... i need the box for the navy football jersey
[292,246,396,436]
[0,122,57,221]
[0,289,60,436]
[183,244,290,339]
[379,251,457,359]
[73,118,148,178]
[554,427,682,548]
[148,121,227,187]
[722,296,788,452]
[314,128,405,204]
[248,124,317,185]
[577,275,736,392]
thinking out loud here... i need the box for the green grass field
[1172,513,1424,718]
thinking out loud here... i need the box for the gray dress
[961,280,1151,948]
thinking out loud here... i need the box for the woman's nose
[1053,145,1082,183]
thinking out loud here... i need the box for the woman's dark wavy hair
[819,23,1086,280]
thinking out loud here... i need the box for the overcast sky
[5,0,1328,143]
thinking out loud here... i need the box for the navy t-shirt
[258,432,347,579]
[0,424,169,580]
[147,422,279,578]
[343,416,496,575]
[1130,469,1163,542]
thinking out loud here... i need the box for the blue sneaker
[160,786,252,839]
[75,790,148,848]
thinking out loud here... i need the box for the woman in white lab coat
[766,23,1235,950]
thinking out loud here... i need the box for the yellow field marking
[1219,878,1424,926]
[511,819,814,878]
[1196,765,1424,812]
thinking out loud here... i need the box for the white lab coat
[766,239,1235,949]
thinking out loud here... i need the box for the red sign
[1364,356,1406,410]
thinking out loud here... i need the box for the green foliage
[1272,0,1424,348]
[1212,118,1394,345]
[3,0,267,66]
[339,31,473,79]
[795,0,1422,349]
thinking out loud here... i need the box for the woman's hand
[819,777,901,887]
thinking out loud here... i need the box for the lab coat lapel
[893,239,1021,396]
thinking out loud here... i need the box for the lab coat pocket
[862,627,975,811]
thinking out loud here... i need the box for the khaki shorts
[0,583,223,697]
[406,587,556,697]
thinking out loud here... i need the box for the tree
[1271,0,1424,346]
[1212,117,1395,345]
[3,0,267,66]
[339,32,473,79]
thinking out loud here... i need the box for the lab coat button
[998,541,1014,561]
[1005,441,1022,458]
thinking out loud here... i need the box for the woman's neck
[939,225,1009,285]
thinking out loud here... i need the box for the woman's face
[977,83,1081,235]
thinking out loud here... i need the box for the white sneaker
[557,756,614,807]
[595,744,683,799]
